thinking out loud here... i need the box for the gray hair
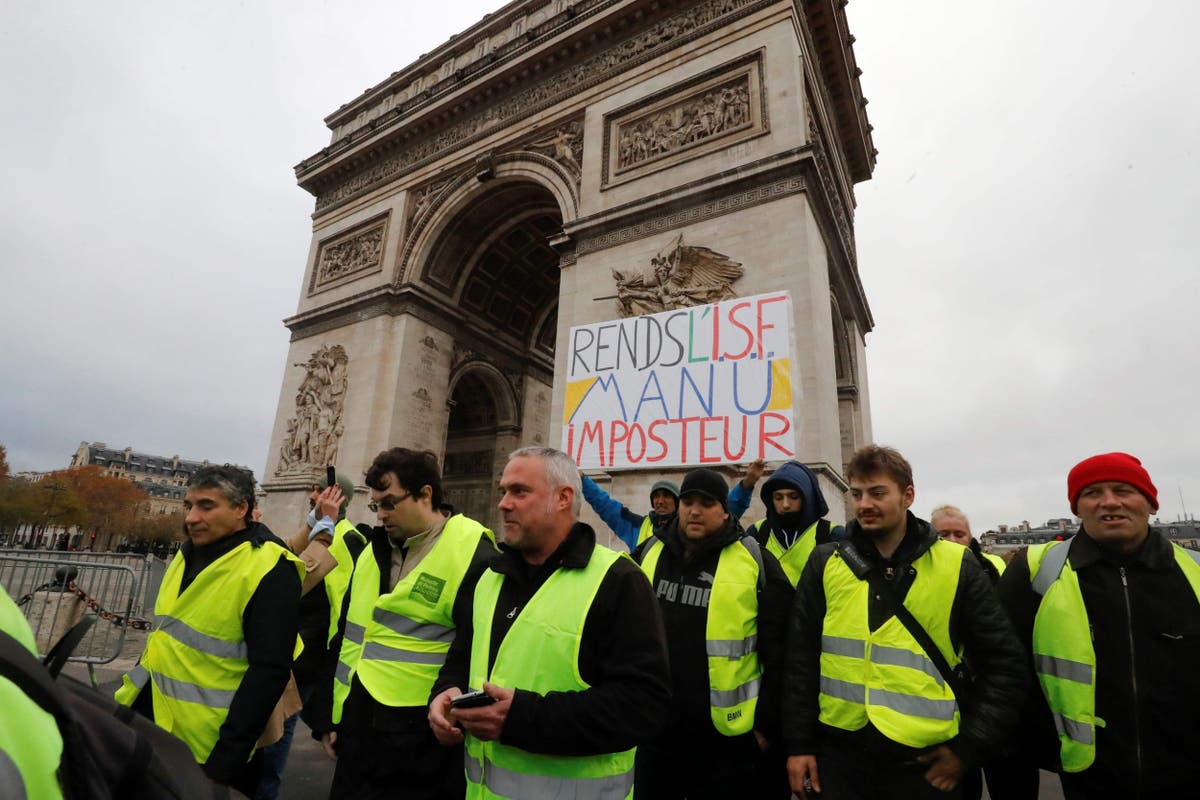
[930,504,969,527]
[508,446,582,516]
[189,465,257,522]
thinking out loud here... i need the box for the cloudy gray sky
[2,1,1197,532]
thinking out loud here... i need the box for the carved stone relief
[276,345,350,476]
[526,121,584,179]
[310,216,388,294]
[312,0,771,212]
[606,53,765,186]
[401,116,583,255]
[612,234,743,317]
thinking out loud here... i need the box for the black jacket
[782,513,1027,768]
[633,514,793,742]
[305,519,496,737]
[966,538,1002,585]
[998,528,1200,798]
[131,522,300,784]
[433,522,672,756]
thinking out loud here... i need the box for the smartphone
[450,689,496,709]
[326,465,336,489]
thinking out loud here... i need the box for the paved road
[280,719,335,799]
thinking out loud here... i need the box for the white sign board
[562,291,797,469]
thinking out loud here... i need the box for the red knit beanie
[1067,452,1159,513]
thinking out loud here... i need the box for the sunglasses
[367,492,411,513]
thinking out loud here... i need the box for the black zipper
[1119,566,1143,792]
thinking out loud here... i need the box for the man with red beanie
[997,452,1200,799]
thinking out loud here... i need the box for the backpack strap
[836,541,968,701]
[738,534,767,592]
[42,616,96,679]
[815,518,833,544]
[1032,540,1073,597]
[0,630,67,724]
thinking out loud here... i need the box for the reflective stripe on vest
[464,752,634,800]
[753,518,821,586]
[332,618,366,708]
[1028,540,1200,772]
[339,515,494,718]
[0,750,28,800]
[640,535,764,735]
[466,543,635,800]
[113,540,304,763]
[325,519,367,646]
[818,540,965,748]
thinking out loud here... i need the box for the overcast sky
[2,1,1197,532]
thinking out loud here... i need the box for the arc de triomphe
[260,0,876,541]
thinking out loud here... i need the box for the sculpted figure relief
[616,76,752,172]
[317,225,384,285]
[529,122,583,175]
[276,345,349,476]
[612,234,743,317]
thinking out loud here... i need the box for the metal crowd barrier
[0,554,145,666]
[0,548,168,615]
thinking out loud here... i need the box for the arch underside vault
[429,174,566,530]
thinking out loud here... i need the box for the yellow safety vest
[465,544,635,800]
[818,541,965,748]
[1027,539,1200,772]
[640,535,764,736]
[982,552,1006,575]
[114,540,304,763]
[636,517,655,547]
[324,518,367,646]
[0,585,64,800]
[334,515,494,722]
[751,518,826,587]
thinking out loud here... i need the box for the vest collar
[1069,526,1174,571]
[492,522,598,580]
[844,512,937,566]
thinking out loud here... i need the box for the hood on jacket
[759,461,829,532]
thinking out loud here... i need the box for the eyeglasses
[367,492,410,513]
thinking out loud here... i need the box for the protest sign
[562,291,797,469]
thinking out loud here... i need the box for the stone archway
[430,177,564,532]
[442,365,521,530]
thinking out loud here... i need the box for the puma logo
[698,571,715,585]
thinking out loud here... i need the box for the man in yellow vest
[309,447,496,799]
[429,446,671,800]
[931,505,1005,582]
[998,452,1200,799]
[258,470,368,800]
[784,445,1026,800]
[633,467,794,799]
[580,472,679,551]
[728,459,844,586]
[115,465,303,796]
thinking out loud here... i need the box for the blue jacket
[581,474,675,552]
